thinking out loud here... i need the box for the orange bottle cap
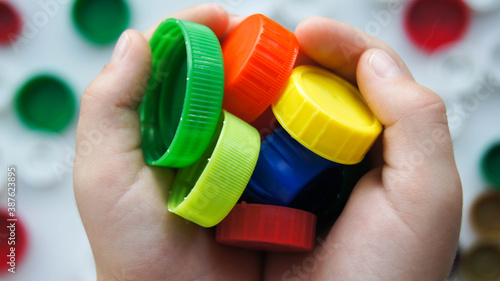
[222,14,299,123]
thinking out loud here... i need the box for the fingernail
[110,31,130,64]
[369,50,405,79]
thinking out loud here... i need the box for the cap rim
[222,14,299,123]
[403,0,471,52]
[0,209,29,271]
[471,191,500,238]
[462,241,500,281]
[140,18,224,168]
[0,1,22,45]
[216,203,317,252]
[245,127,337,206]
[168,110,260,227]
[481,141,500,187]
[15,74,76,133]
[273,65,382,164]
[72,0,130,45]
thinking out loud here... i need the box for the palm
[74,108,262,280]
[112,169,262,281]
[264,141,459,280]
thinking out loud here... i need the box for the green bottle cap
[481,141,500,189]
[140,18,225,168]
[15,74,76,133]
[72,0,130,45]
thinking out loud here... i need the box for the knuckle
[200,3,227,19]
[400,84,448,126]
[80,84,101,115]
[80,65,118,114]
[409,86,447,115]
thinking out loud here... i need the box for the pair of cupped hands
[74,3,462,281]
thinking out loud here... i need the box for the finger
[294,51,320,68]
[143,3,230,40]
[74,29,159,230]
[265,48,461,281]
[76,29,151,162]
[356,48,461,228]
[228,14,247,29]
[219,14,247,41]
[295,16,413,84]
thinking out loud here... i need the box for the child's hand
[264,16,462,281]
[74,4,261,280]
[74,4,461,280]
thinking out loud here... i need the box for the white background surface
[0,0,499,280]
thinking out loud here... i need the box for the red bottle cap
[0,1,22,46]
[404,0,471,52]
[0,209,29,273]
[222,14,299,123]
[216,203,316,252]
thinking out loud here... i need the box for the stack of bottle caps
[140,14,382,252]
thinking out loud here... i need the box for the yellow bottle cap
[272,65,382,164]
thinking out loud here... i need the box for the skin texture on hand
[73,4,462,281]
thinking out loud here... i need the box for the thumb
[76,29,151,165]
[355,48,461,263]
[357,49,460,196]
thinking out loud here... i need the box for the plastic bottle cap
[243,127,339,206]
[21,138,66,189]
[289,165,344,214]
[250,106,280,141]
[140,18,224,168]
[404,0,471,52]
[462,242,500,281]
[0,1,22,46]
[72,0,130,44]
[273,65,382,164]
[316,158,370,228]
[222,14,299,123]
[15,74,76,133]
[0,209,29,273]
[216,203,317,252]
[168,110,260,228]
[428,44,480,101]
[481,141,500,189]
[471,192,500,238]
[477,36,500,88]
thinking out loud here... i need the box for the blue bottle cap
[243,127,340,206]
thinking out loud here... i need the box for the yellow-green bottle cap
[272,65,382,164]
[168,110,261,227]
